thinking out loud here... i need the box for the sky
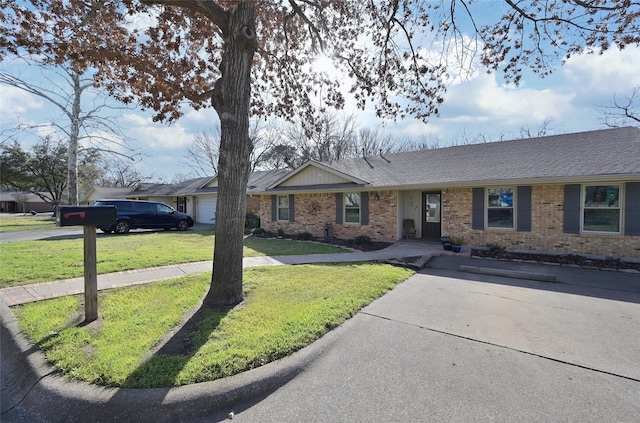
[1,5,639,182]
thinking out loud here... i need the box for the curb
[459,265,557,282]
[0,296,342,423]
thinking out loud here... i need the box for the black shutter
[516,186,532,232]
[335,194,343,224]
[361,192,369,225]
[288,194,295,222]
[625,182,640,236]
[271,195,277,221]
[563,184,581,234]
[472,188,484,230]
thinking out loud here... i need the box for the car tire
[114,221,131,234]
[176,220,189,231]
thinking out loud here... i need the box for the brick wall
[442,185,640,258]
[259,191,398,241]
[246,196,261,214]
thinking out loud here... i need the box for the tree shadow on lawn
[122,303,232,389]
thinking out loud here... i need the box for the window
[344,193,360,223]
[157,203,173,214]
[487,187,514,229]
[277,195,289,221]
[583,185,621,233]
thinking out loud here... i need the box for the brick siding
[260,191,398,241]
[442,185,640,258]
[260,185,640,258]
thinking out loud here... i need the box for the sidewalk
[0,241,455,306]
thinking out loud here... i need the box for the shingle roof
[310,126,640,189]
[247,169,290,192]
[88,169,290,200]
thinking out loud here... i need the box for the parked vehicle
[94,200,194,234]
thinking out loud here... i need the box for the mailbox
[57,206,117,227]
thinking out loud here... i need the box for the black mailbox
[57,206,117,227]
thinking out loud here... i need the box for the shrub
[354,235,371,245]
[486,243,505,254]
[252,227,266,236]
[245,212,260,229]
[297,232,313,241]
[277,227,285,236]
[450,236,465,246]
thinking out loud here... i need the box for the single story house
[82,170,287,225]
[256,126,640,259]
[0,191,54,214]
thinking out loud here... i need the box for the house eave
[251,173,640,195]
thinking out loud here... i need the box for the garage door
[196,196,217,224]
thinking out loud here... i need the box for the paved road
[202,257,640,422]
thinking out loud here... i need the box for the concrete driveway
[216,257,640,422]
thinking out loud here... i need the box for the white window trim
[277,195,289,221]
[344,193,361,225]
[580,183,624,235]
[485,186,516,230]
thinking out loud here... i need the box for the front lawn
[0,215,59,232]
[0,232,349,287]
[13,263,414,388]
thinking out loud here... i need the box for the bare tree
[601,87,640,127]
[183,119,282,177]
[96,157,147,188]
[0,65,136,205]
[285,112,357,162]
[183,130,222,177]
[519,119,556,139]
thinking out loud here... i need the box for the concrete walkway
[0,241,455,306]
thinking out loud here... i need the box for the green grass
[0,215,59,232]
[0,232,348,287]
[14,263,414,388]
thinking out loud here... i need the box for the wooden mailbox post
[57,206,116,323]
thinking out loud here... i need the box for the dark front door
[422,191,442,239]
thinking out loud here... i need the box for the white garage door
[196,196,217,225]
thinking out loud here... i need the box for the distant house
[83,169,287,225]
[255,127,640,259]
[0,191,54,214]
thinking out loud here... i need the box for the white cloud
[0,86,44,124]
[183,107,219,126]
[440,72,574,127]
[122,113,194,149]
[563,47,640,95]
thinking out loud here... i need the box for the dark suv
[94,200,194,234]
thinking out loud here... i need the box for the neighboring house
[82,169,287,225]
[0,191,54,213]
[256,127,640,259]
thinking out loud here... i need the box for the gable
[279,166,354,187]
[202,177,218,188]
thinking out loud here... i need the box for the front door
[422,191,442,239]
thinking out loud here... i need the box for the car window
[157,204,173,214]
[117,202,133,211]
[135,202,155,213]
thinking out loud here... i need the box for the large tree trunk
[204,3,257,306]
